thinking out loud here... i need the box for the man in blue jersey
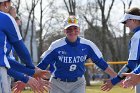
[101,7,140,93]
[0,0,50,93]
[35,15,117,93]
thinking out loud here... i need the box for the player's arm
[37,43,56,70]
[100,60,137,91]
[111,36,140,85]
[37,50,55,70]
[7,68,29,83]
[93,58,117,77]
[8,57,50,80]
[88,42,117,77]
[3,14,35,69]
[104,64,117,77]
[111,60,137,85]
[8,57,35,76]
[12,40,35,69]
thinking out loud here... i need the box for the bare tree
[38,0,43,61]
[37,0,57,61]
[23,0,39,41]
[30,0,36,58]
[64,0,76,15]
[12,0,23,37]
[11,0,74,62]
[97,0,117,60]
[80,0,116,60]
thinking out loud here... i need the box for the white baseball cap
[0,0,8,2]
[64,15,80,29]
[119,13,140,23]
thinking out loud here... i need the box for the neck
[0,6,2,11]
[133,25,140,33]
[132,24,140,30]
[68,37,78,43]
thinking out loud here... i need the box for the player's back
[0,11,12,68]
[0,11,21,68]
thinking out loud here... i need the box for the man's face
[64,26,80,42]
[124,19,136,31]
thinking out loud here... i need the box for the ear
[132,19,137,23]
[3,2,9,9]
[77,28,80,34]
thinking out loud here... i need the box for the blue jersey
[38,37,108,79]
[0,11,22,68]
[0,11,34,69]
[0,11,35,83]
[40,52,55,73]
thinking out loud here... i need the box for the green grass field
[86,83,134,93]
[20,82,134,93]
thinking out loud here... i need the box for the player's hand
[27,76,44,93]
[119,80,124,87]
[12,81,26,93]
[122,73,140,88]
[33,67,51,79]
[101,79,113,91]
[35,77,51,92]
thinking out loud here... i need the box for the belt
[53,77,80,82]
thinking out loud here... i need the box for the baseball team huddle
[1,0,140,93]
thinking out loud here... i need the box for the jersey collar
[133,26,140,33]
